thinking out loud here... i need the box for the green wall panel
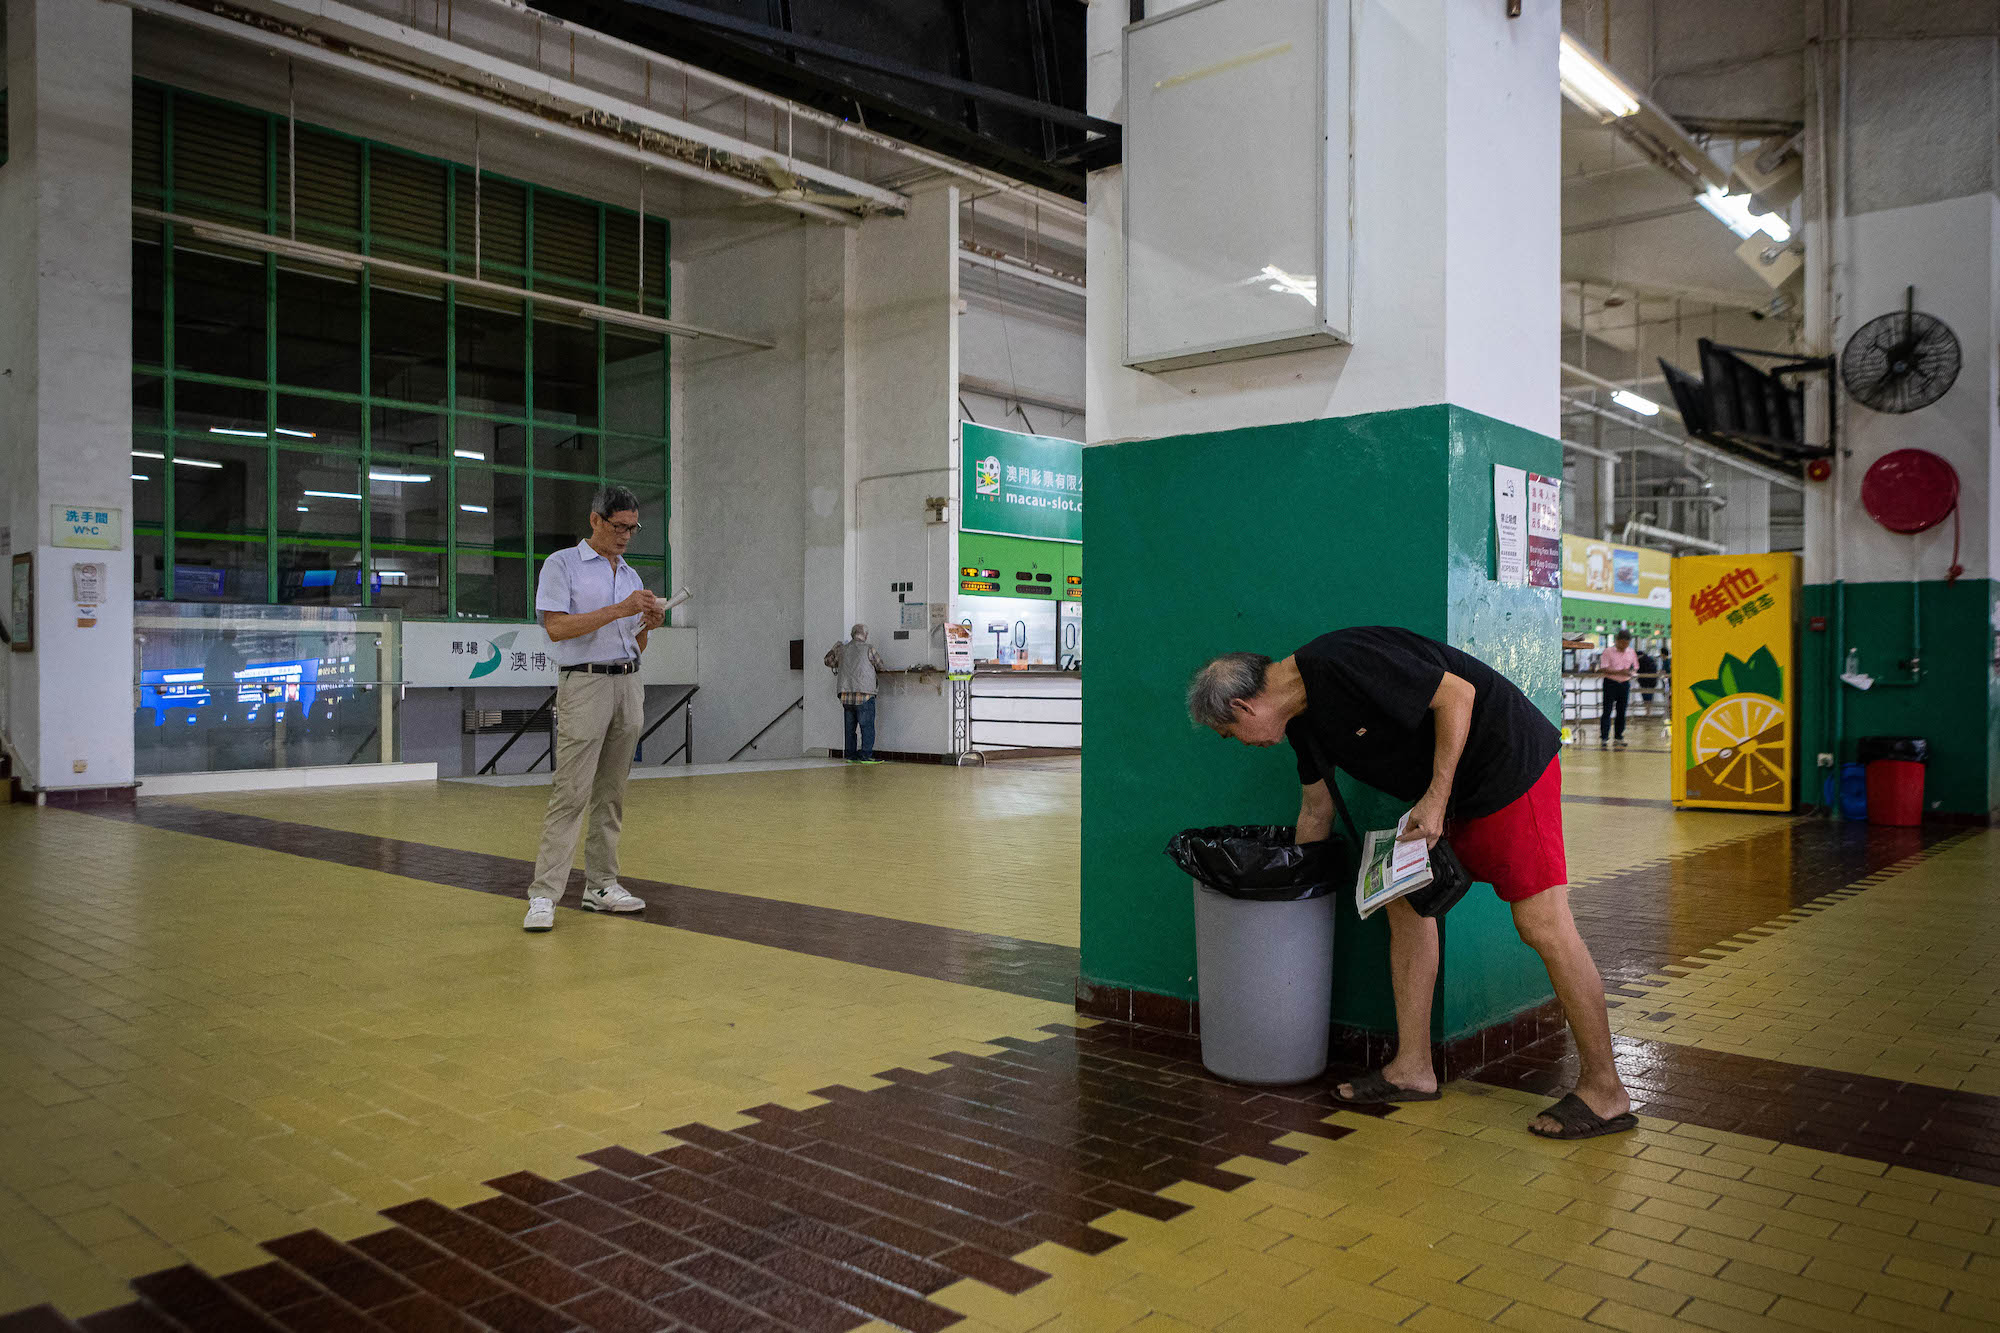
[1797,578,1997,818]
[1081,404,1563,1038]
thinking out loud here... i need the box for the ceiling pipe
[141,207,774,349]
[1623,519,1727,553]
[1558,393,1802,491]
[1562,362,1683,421]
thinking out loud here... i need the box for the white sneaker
[582,884,646,913]
[522,897,555,931]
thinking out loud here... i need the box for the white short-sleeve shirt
[535,540,646,667]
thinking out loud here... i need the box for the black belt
[562,661,639,676]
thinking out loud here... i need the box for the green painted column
[1081,405,1559,1041]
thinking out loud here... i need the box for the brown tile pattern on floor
[94,804,1077,1004]
[2,1022,1373,1333]
[1479,1031,2000,1187]
[1568,819,1954,992]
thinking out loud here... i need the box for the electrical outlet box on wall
[1123,0,1353,372]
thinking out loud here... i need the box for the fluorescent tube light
[454,450,485,460]
[1610,389,1661,416]
[369,471,432,483]
[1559,33,1640,120]
[1697,187,1791,242]
[132,473,151,481]
[209,427,269,438]
[275,428,317,439]
[459,504,489,514]
[132,449,165,460]
[297,505,310,512]
[174,458,224,469]
[303,489,362,500]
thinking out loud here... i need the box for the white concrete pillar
[843,186,960,757]
[1087,0,1558,442]
[0,0,135,796]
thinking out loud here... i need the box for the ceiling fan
[1840,286,1961,414]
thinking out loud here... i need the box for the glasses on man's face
[604,520,642,537]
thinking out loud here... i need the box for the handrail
[729,697,803,762]
[479,688,557,775]
[637,685,698,766]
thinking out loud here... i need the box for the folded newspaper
[1354,813,1434,919]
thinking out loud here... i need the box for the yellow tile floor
[176,763,1082,946]
[1607,829,2000,1096]
[0,801,1074,1315]
[3,747,1996,1330]
[913,1083,2000,1333]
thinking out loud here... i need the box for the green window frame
[130,79,671,620]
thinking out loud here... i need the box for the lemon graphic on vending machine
[1683,646,1787,803]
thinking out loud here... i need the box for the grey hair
[851,623,867,640]
[1187,653,1272,729]
[592,484,641,520]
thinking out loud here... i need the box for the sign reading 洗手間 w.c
[960,422,1082,544]
[52,505,123,551]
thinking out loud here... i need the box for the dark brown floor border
[1478,1031,2000,1188]
[0,1021,1387,1333]
[90,804,1079,1006]
[1559,793,1676,808]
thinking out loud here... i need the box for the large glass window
[133,82,671,617]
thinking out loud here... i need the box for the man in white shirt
[522,485,665,932]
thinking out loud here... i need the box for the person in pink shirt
[1598,631,1639,749]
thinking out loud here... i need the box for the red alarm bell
[1805,458,1831,482]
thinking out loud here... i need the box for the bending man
[1189,627,1633,1140]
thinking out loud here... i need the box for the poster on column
[1493,465,1527,585]
[1526,473,1561,589]
[1670,553,1798,812]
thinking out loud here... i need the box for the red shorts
[1446,758,1567,903]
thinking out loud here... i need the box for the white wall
[1086,0,1559,444]
[1805,193,1998,587]
[677,190,962,763]
[676,219,843,762]
[959,300,1084,413]
[0,0,136,792]
[844,187,960,756]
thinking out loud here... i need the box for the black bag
[1163,826,1345,901]
[1306,736,1473,919]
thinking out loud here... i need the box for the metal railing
[729,697,803,762]
[476,684,699,775]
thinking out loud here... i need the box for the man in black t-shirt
[1187,628,1634,1141]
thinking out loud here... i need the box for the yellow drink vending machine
[1670,553,1800,810]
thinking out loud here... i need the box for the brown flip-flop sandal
[1527,1091,1638,1140]
[1329,1069,1442,1106]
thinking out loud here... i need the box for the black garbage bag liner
[1857,736,1929,764]
[1164,825,1345,901]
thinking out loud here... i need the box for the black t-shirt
[1285,627,1559,821]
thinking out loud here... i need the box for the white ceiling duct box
[1122,0,1352,372]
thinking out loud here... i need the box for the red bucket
[1864,759,1925,827]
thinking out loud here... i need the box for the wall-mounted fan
[1840,286,1960,413]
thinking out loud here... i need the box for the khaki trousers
[529,670,644,901]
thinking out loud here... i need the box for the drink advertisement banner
[1562,534,1672,608]
[1669,553,1799,811]
[961,422,1083,544]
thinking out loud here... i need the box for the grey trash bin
[1166,826,1340,1085]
